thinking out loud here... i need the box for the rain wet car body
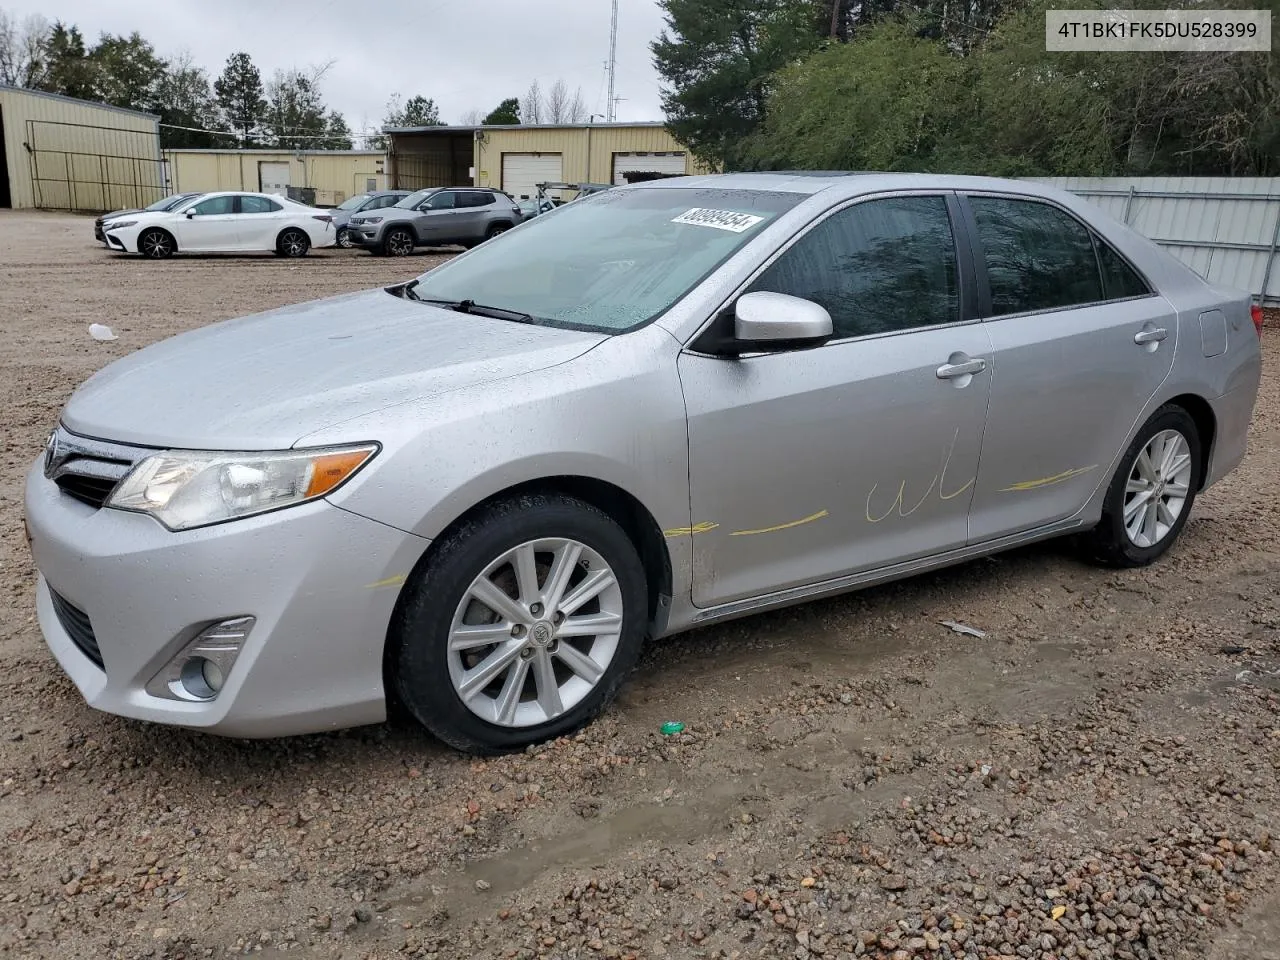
[25,173,1263,752]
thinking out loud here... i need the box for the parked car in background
[101,191,336,259]
[348,187,521,256]
[330,190,412,248]
[516,197,557,219]
[94,193,203,243]
[26,173,1261,753]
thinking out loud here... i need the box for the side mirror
[185,211,196,218]
[692,291,833,357]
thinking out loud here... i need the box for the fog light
[146,616,255,702]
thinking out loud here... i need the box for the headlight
[106,444,377,531]
[361,216,383,224]
[105,220,137,230]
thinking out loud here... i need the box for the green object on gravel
[660,721,685,736]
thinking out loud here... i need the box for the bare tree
[544,79,588,123]
[0,11,50,87]
[520,79,543,125]
[458,107,483,125]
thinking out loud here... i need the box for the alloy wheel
[1123,428,1193,548]
[336,228,353,248]
[280,230,308,257]
[387,231,414,256]
[446,538,624,728]
[140,230,172,258]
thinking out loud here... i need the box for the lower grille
[49,588,104,669]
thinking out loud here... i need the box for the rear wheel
[391,493,648,753]
[1082,405,1201,567]
[138,228,175,259]
[484,222,511,241]
[385,228,415,257]
[277,228,310,258]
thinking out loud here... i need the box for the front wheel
[384,228,415,257]
[1082,405,1201,567]
[138,228,175,259]
[277,228,310,258]
[335,228,354,249]
[391,494,648,753]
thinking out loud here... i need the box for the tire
[391,493,648,754]
[384,228,415,257]
[277,228,310,258]
[1081,404,1201,568]
[138,228,175,259]
[335,228,354,249]
[484,222,512,241]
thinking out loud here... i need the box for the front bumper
[104,232,128,251]
[348,227,382,247]
[25,457,429,737]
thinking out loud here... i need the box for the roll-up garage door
[611,152,687,185]
[501,153,563,201]
[258,161,291,197]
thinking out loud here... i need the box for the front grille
[48,588,103,669]
[55,474,120,509]
[44,427,146,511]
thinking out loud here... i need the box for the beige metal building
[0,84,162,211]
[163,149,389,208]
[386,122,708,200]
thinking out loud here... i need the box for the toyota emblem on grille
[43,431,59,477]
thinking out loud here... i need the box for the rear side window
[969,196,1103,315]
[240,196,281,213]
[1094,235,1150,299]
[459,191,496,208]
[747,195,960,339]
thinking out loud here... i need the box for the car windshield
[395,189,435,209]
[409,187,801,333]
[146,193,196,212]
[337,194,371,210]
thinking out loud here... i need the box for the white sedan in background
[101,191,337,259]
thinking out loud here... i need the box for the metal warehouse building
[385,122,708,201]
[0,85,162,211]
[163,149,388,208]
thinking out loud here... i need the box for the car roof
[628,171,1081,203]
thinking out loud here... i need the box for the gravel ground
[0,211,1277,960]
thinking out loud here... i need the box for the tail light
[1251,303,1264,338]
[312,215,333,224]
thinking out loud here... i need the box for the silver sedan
[25,173,1263,752]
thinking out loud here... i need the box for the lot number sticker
[672,208,766,233]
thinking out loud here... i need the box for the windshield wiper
[400,282,536,323]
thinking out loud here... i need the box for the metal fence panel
[1029,177,1280,304]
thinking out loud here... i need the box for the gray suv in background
[348,187,522,256]
[330,190,412,247]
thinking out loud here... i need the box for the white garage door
[258,161,291,197]
[501,153,563,201]
[612,152,687,185]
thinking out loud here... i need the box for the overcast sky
[3,0,671,133]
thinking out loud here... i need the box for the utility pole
[606,0,619,123]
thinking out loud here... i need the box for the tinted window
[336,193,370,211]
[970,197,1103,315]
[1094,235,1150,299]
[191,196,235,216]
[240,196,281,213]
[423,191,456,210]
[747,196,959,339]
[375,195,402,209]
[459,191,496,208]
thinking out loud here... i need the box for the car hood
[97,207,142,223]
[61,288,607,449]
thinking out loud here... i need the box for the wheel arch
[381,474,674,711]
[1164,393,1216,490]
[275,225,310,248]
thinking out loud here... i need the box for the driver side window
[747,195,960,339]
[190,196,235,216]
[423,192,456,211]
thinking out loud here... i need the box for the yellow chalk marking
[729,509,829,537]
[366,574,407,589]
[663,521,720,538]
[1000,466,1097,492]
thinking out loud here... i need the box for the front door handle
[936,357,987,379]
[1134,327,1168,344]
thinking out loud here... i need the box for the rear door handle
[936,358,987,379]
[1134,327,1168,344]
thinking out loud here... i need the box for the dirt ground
[0,210,1277,960]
